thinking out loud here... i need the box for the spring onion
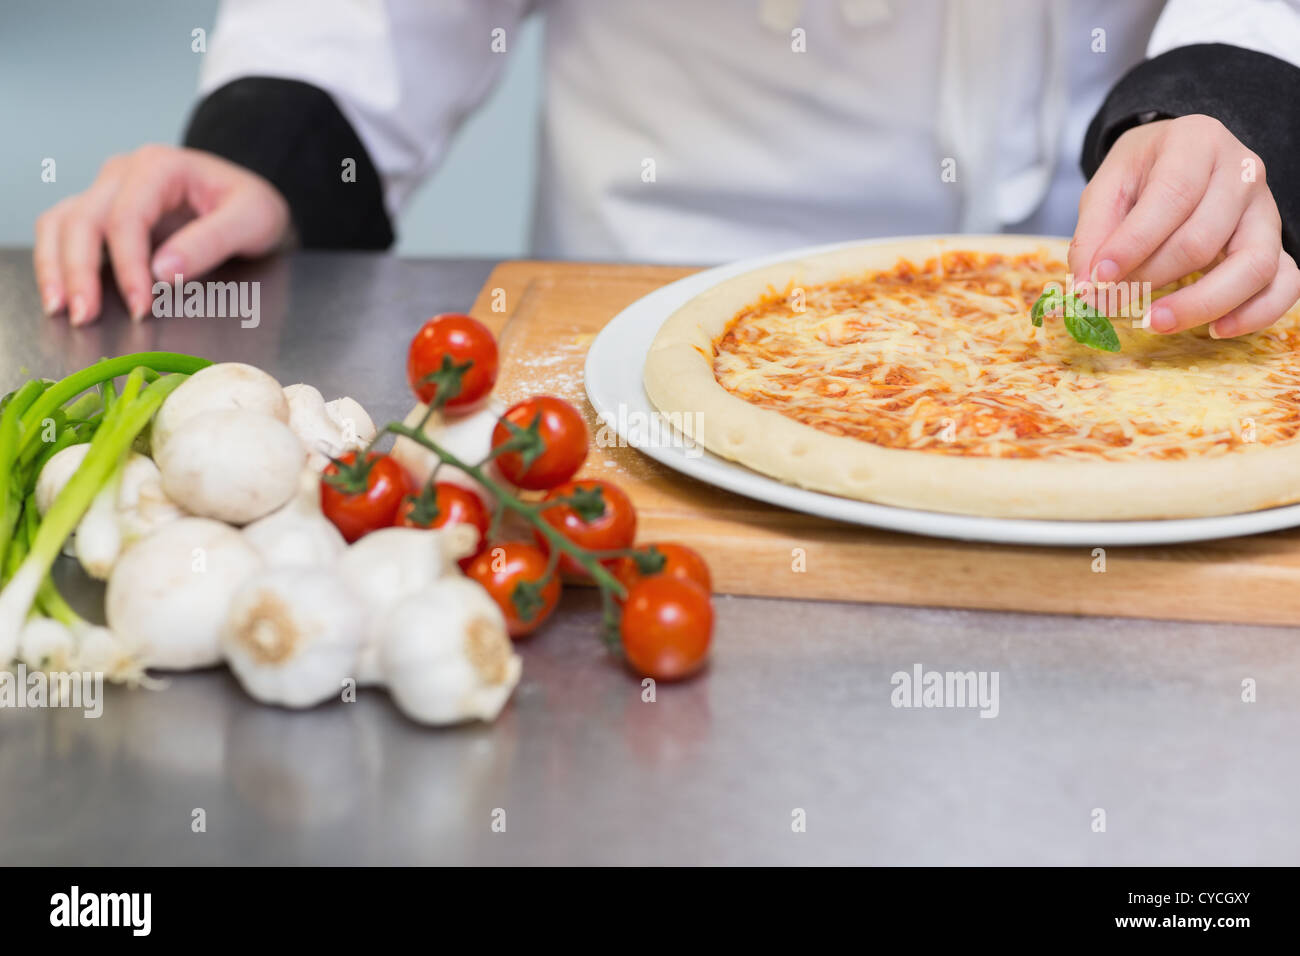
[0,371,189,663]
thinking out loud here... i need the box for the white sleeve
[1148,0,1300,68]
[199,0,530,215]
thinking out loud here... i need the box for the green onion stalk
[0,380,50,574]
[0,352,210,665]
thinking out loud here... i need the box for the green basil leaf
[1030,287,1121,352]
[1062,306,1121,353]
[1029,288,1061,328]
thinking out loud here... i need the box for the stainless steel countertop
[1,248,1297,866]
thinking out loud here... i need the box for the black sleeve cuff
[183,77,395,249]
[1082,43,1300,256]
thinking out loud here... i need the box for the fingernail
[151,252,182,281]
[1093,259,1120,283]
[127,291,148,322]
[1209,318,1235,339]
[69,295,90,326]
[42,287,62,315]
[1148,305,1175,333]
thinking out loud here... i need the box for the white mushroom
[379,576,522,725]
[325,397,375,447]
[283,384,376,470]
[150,362,289,456]
[221,566,365,709]
[283,384,341,471]
[106,517,263,670]
[157,409,304,525]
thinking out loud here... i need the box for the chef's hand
[1070,115,1300,339]
[34,145,291,325]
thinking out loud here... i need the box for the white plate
[584,238,1300,547]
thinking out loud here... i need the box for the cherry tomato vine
[324,314,715,679]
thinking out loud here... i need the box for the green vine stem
[384,421,629,613]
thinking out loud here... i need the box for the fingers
[1068,144,1141,289]
[46,156,125,325]
[1087,141,1216,285]
[1128,162,1253,290]
[105,147,188,320]
[1208,251,1300,338]
[33,204,67,315]
[150,202,240,282]
[59,211,109,326]
[1146,196,1282,333]
[1074,116,1293,338]
[150,174,289,281]
[32,145,287,326]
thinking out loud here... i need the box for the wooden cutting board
[468,261,1300,626]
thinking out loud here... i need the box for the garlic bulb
[337,525,479,685]
[242,467,346,567]
[106,517,263,670]
[221,566,365,709]
[389,403,499,502]
[379,576,522,725]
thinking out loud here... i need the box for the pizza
[642,236,1300,520]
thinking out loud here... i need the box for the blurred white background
[0,0,542,257]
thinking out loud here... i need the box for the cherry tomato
[466,541,562,639]
[491,395,587,490]
[395,482,490,569]
[536,480,636,576]
[407,313,499,408]
[620,577,713,681]
[321,452,412,543]
[611,543,712,598]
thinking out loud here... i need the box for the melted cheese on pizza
[712,251,1300,460]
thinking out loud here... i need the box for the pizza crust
[643,235,1300,520]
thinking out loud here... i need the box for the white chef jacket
[198,0,1300,263]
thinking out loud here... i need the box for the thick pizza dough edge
[642,234,1300,520]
